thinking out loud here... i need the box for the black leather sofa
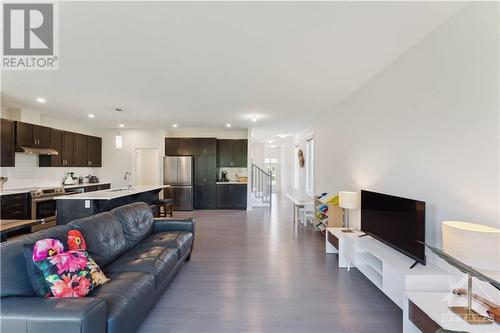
[0,202,195,333]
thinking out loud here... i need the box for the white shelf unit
[326,227,451,309]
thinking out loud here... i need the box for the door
[194,155,205,209]
[163,156,178,185]
[34,125,51,148]
[16,122,34,146]
[62,132,75,166]
[73,134,88,167]
[177,156,193,186]
[135,148,159,186]
[1,119,15,167]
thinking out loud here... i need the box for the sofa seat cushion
[140,231,193,259]
[89,271,154,333]
[104,246,178,287]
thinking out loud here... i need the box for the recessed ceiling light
[277,132,288,138]
[226,123,232,128]
[267,139,275,144]
[36,97,46,103]
[172,124,178,128]
[251,117,257,123]
[119,124,125,128]
[88,114,95,119]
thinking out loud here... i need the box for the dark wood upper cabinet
[15,122,50,148]
[195,138,216,156]
[34,125,50,148]
[165,138,195,156]
[217,139,247,167]
[87,136,102,167]
[73,134,88,167]
[1,119,15,167]
[233,140,248,167]
[40,128,63,167]
[62,132,75,167]
[15,122,34,147]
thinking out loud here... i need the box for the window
[294,145,299,190]
[305,136,314,196]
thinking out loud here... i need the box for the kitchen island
[56,185,169,225]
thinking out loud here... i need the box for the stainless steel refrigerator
[163,156,194,210]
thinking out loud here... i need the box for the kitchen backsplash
[218,167,247,181]
[0,153,100,189]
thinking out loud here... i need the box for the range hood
[17,146,59,155]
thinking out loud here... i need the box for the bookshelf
[313,193,343,235]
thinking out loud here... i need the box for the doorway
[134,148,160,186]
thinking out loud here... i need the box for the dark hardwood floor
[137,196,402,333]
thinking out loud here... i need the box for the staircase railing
[251,164,272,206]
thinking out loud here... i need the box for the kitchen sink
[108,188,134,192]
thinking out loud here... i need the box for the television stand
[409,261,419,269]
[325,227,451,309]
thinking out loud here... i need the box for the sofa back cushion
[111,202,154,249]
[68,212,127,267]
[0,225,69,297]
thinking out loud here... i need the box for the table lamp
[442,221,500,324]
[339,191,358,233]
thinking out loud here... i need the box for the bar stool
[151,198,174,217]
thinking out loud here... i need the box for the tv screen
[361,190,426,265]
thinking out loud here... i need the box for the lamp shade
[442,221,500,272]
[339,191,358,209]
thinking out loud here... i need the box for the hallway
[137,198,402,333]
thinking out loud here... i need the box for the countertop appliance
[88,175,99,183]
[163,156,193,210]
[220,171,229,182]
[63,173,75,185]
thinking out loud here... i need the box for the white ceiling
[1,1,465,142]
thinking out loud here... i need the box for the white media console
[325,227,451,309]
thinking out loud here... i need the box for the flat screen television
[361,190,426,265]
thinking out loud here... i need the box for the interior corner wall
[289,3,499,249]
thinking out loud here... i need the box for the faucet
[124,172,132,189]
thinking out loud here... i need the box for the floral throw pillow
[67,230,109,286]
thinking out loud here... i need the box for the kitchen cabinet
[40,128,63,167]
[217,139,248,167]
[15,122,50,148]
[61,132,75,166]
[194,138,217,209]
[87,136,102,167]
[216,184,247,210]
[165,138,194,156]
[0,193,30,220]
[73,134,88,167]
[1,119,15,167]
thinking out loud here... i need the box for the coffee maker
[220,171,229,182]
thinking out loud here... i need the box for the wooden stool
[151,198,174,217]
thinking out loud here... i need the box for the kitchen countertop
[56,185,170,200]
[0,182,111,196]
[216,181,248,185]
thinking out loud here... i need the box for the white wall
[0,108,99,189]
[284,3,499,250]
[165,128,247,139]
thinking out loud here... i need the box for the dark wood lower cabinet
[0,193,30,220]
[216,184,247,210]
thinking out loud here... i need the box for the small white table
[286,193,311,224]
[404,292,499,333]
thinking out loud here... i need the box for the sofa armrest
[153,217,195,234]
[1,296,107,333]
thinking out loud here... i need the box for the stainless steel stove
[30,187,83,225]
